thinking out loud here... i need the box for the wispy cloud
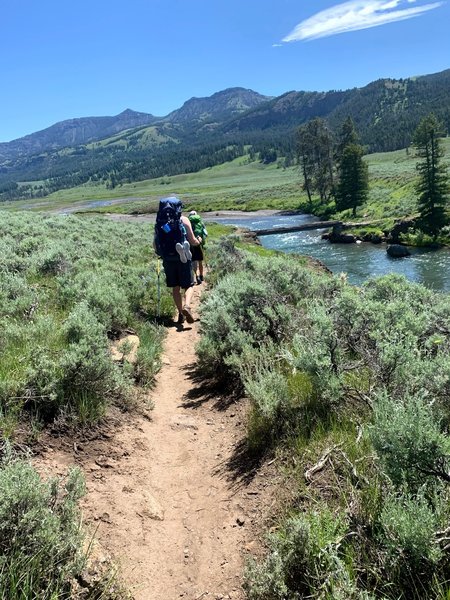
[282,0,442,42]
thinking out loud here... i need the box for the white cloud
[282,0,442,41]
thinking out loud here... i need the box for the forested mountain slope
[1,68,449,201]
[0,109,158,160]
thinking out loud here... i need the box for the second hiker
[154,196,202,325]
[188,210,208,285]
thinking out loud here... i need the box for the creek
[208,212,450,293]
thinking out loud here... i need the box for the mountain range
[1,68,450,200]
[0,88,271,161]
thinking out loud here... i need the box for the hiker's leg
[180,284,195,323]
[184,285,194,307]
[172,286,183,314]
[198,260,204,277]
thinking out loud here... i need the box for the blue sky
[1,0,449,142]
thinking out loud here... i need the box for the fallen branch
[335,448,370,487]
[304,445,339,483]
[304,443,369,487]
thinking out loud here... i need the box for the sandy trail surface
[34,284,273,600]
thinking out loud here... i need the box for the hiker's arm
[182,217,202,245]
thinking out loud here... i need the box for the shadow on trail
[215,438,269,490]
[181,362,240,411]
[181,362,270,488]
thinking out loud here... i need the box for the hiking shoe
[196,275,202,285]
[176,313,185,325]
[183,240,192,261]
[199,275,204,282]
[176,243,188,263]
[182,305,195,324]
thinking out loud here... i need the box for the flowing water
[208,213,450,293]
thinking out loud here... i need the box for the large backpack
[188,214,207,247]
[154,197,186,258]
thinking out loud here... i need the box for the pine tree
[335,118,368,216]
[335,144,368,216]
[296,118,335,207]
[413,113,449,239]
[296,123,314,207]
[335,116,358,163]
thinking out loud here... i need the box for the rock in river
[387,244,411,258]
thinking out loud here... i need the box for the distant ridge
[166,88,272,124]
[0,88,270,160]
[0,109,158,160]
[2,70,450,162]
[1,68,450,200]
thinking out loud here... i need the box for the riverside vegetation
[13,132,447,248]
[198,235,450,599]
[0,212,173,598]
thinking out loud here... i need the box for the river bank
[209,211,450,293]
[101,208,450,292]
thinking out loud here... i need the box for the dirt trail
[35,285,273,600]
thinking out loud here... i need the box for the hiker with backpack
[154,196,202,325]
[188,210,208,285]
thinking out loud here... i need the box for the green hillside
[5,139,448,234]
[1,69,450,202]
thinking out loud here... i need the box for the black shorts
[191,245,204,261]
[162,257,194,289]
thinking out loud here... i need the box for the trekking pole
[156,258,161,319]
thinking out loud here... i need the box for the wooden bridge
[252,220,378,236]
[254,220,341,236]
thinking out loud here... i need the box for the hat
[189,210,197,216]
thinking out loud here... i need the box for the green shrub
[283,305,344,409]
[370,392,450,493]
[37,245,71,276]
[0,212,167,429]
[245,368,290,448]
[205,235,245,287]
[60,302,131,413]
[244,509,357,600]
[0,272,36,318]
[0,459,86,599]
[198,268,298,386]
[379,490,441,566]
[134,323,164,387]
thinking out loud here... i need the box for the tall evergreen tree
[335,144,369,216]
[296,118,335,207]
[335,116,358,164]
[335,118,368,216]
[413,113,449,239]
[296,122,314,207]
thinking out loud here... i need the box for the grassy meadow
[2,156,301,214]
[4,139,450,231]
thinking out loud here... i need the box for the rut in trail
[58,284,273,600]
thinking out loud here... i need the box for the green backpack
[189,214,207,247]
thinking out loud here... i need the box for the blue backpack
[154,197,186,258]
